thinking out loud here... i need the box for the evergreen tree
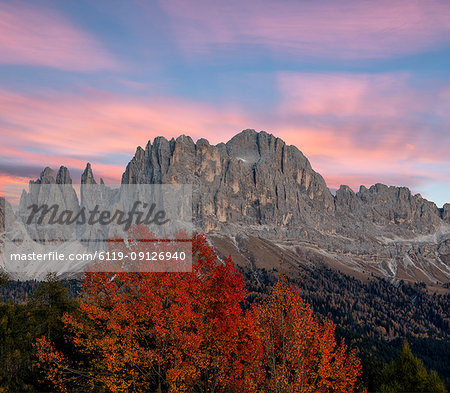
[0,273,77,392]
[380,341,446,393]
[0,272,8,287]
[29,273,77,340]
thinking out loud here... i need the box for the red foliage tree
[35,232,262,392]
[256,277,365,393]
[35,229,364,392]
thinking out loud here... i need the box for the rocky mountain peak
[121,129,334,230]
[81,163,96,185]
[37,167,55,184]
[56,166,72,185]
[443,203,450,223]
[2,129,449,284]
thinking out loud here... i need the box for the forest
[0,232,448,392]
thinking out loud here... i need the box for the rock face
[122,129,444,234]
[2,129,450,284]
[81,163,96,185]
[335,184,442,236]
[122,130,334,232]
[0,198,4,233]
[443,204,450,223]
[16,167,80,243]
[56,166,72,185]
[121,129,450,284]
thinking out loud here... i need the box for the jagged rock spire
[38,167,55,184]
[56,166,72,185]
[81,163,96,184]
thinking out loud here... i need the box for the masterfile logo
[25,201,170,231]
[4,184,192,275]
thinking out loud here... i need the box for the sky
[0,0,450,207]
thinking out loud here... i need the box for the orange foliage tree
[256,278,364,393]
[35,231,262,393]
[35,230,364,393]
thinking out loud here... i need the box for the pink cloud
[277,73,419,118]
[0,88,250,156]
[0,88,254,192]
[275,72,449,160]
[158,0,450,60]
[0,174,32,206]
[0,78,449,206]
[269,72,450,198]
[0,2,117,71]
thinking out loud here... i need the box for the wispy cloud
[1,73,449,205]
[0,88,251,186]
[0,2,118,71]
[272,72,450,197]
[159,0,450,60]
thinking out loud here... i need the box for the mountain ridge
[1,129,450,285]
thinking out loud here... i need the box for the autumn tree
[35,228,364,393]
[0,273,76,392]
[256,277,364,393]
[35,231,262,393]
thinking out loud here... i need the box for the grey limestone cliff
[2,130,450,284]
[120,129,450,284]
[122,129,334,232]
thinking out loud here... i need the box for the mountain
[1,129,450,286]
[120,129,450,287]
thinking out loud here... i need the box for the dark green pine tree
[29,272,78,340]
[0,271,8,287]
[380,341,447,393]
[0,273,77,392]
